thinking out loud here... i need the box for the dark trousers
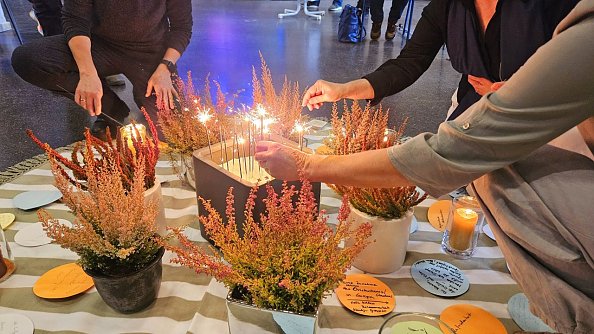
[370,0,408,24]
[28,0,63,36]
[11,35,164,123]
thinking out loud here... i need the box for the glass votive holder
[379,312,454,334]
[441,195,485,259]
[0,227,16,282]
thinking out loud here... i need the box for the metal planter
[226,288,318,334]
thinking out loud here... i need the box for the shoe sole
[328,7,342,11]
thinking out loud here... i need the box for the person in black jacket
[302,0,578,122]
[12,0,193,140]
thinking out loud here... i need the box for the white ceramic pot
[347,205,414,274]
[144,182,167,235]
[180,154,196,190]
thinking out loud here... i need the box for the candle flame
[456,208,478,219]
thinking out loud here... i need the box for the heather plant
[158,72,235,156]
[325,102,426,219]
[252,53,303,138]
[27,108,159,191]
[38,152,161,276]
[166,179,372,314]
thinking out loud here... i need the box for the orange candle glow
[449,208,479,251]
[120,124,147,153]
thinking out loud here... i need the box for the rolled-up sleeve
[165,0,193,54]
[388,15,594,197]
[62,0,94,41]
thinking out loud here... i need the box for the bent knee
[11,45,38,82]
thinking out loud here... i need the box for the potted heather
[166,179,371,333]
[158,73,235,189]
[27,109,167,234]
[326,102,427,274]
[38,151,163,313]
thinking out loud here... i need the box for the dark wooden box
[193,135,321,243]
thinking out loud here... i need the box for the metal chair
[278,0,325,20]
[402,0,414,40]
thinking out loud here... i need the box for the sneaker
[328,3,342,11]
[306,1,319,10]
[370,22,382,40]
[91,114,126,142]
[28,10,43,36]
[385,23,396,40]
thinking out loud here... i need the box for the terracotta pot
[144,182,167,235]
[347,205,414,274]
[84,247,164,313]
[226,287,318,334]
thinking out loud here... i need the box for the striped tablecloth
[0,145,522,333]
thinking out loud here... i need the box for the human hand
[254,141,307,181]
[75,72,103,116]
[302,80,346,111]
[468,75,504,96]
[145,65,178,111]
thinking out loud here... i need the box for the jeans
[11,35,165,123]
[370,0,408,24]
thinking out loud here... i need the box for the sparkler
[197,109,213,160]
[256,104,266,140]
[294,122,305,151]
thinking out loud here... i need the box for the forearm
[341,79,375,100]
[364,0,446,104]
[165,0,193,54]
[303,149,414,188]
[68,36,96,75]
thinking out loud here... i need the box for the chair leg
[403,0,414,40]
[0,0,23,44]
[278,0,325,20]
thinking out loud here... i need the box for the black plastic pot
[84,247,164,313]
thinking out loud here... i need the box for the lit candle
[448,208,479,251]
[120,124,147,153]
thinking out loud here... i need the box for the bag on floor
[337,4,366,43]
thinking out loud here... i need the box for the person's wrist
[79,67,98,77]
[302,154,324,181]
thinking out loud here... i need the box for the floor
[0,0,459,172]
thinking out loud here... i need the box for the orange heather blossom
[158,72,235,156]
[325,101,427,219]
[27,108,159,191]
[38,153,161,275]
[252,53,303,138]
[165,179,372,314]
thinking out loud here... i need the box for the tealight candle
[120,124,147,153]
[448,208,478,251]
